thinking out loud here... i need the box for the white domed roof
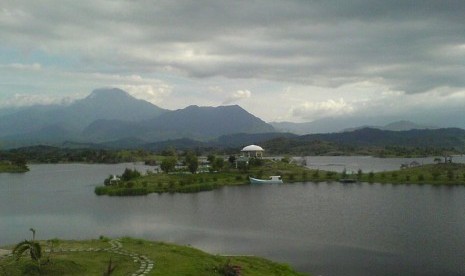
[241,145,264,152]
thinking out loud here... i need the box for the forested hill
[263,127,465,156]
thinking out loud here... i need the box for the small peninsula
[0,161,29,173]
[95,152,465,197]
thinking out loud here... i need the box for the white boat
[249,176,283,184]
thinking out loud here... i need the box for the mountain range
[262,127,465,155]
[271,119,438,135]
[1,87,463,152]
[0,88,276,148]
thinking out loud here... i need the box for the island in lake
[95,147,465,196]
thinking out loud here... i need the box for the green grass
[360,163,465,185]
[0,161,29,173]
[95,160,465,196]
[95,160,320,196]
[0,237,306,276]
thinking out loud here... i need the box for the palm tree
[30,228,36,241]
[13,240,42,267]
[12,228,42,269]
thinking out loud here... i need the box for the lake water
[303,155,465,172]
[1,159,465,276]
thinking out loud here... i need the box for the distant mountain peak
[86,87,131,100]
[382,120,437,131]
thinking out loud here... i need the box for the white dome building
[241,145,264,158]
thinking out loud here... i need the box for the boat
[249,176,283,184]
[339,178,357,183]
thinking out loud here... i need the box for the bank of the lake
[0,237,304,276]
[95,159,313,196]
[0,161,28,173]
[95,160,465,196]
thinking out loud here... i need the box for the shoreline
[94,161,465,196]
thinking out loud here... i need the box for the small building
[109,175,121,185]
[241,145,264,158]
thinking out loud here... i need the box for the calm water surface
[1,160,465,276]
[304,155,465,172]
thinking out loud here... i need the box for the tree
[341,169,347,178]
[212,158,224,171]
[447,169,454,181]
[207,154,216,164]
[161,146,177,157]
[30,228,36,241]
[228,155,236,165]
[121,168,141,181]
[104,257,117,276]
[13,240,42,265]
[185,151,198,174]
[160,156,177,173]
[368,171,374,179]
[11,154,27,168]
[13,228,42,269]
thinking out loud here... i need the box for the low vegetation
[0,236,305,276]
[95,154,465,196]
[0,160,28,173]
[95,157,315,196]
[360,163,465,185]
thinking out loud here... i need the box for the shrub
[94,186,107,195]
[447,170,454,181]
[302,171,308,180]
[257,170,264,179]
[432,171,441,180]
[341,169,347,178]
[368,172,374,179]
[121,168,141,181]
[161,157,177,173]
[312,170,320,179]
[215,259,241,276]
[287,173,295,181]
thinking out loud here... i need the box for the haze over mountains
[271,119,438,135]
[0,88,275,148]
[0,88,460,150]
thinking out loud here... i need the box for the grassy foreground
[0,237,305,276]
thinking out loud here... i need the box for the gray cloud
[1,0,465,109]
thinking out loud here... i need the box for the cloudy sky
[1,0,465,125]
